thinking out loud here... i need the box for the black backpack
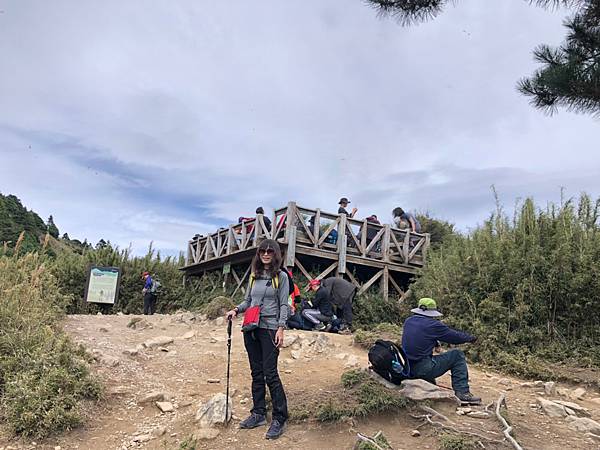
[368,339,410,385]
[280,268,295,296]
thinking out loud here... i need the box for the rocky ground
[1,313,600,450]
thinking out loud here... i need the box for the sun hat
[306,279,321,291]
[338,197,351,204]
[411,297,443,318]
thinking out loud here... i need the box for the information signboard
[84,266,121,305]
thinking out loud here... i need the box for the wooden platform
[181,202,430,300]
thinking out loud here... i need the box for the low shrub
[0,252,101,437]
[353,323,402,349]
[438,434,476,450]
[202,296,236,320]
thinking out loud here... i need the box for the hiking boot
[338,326,352,335]
[265,419,286,440]
[314,322,326,331]
[456,391,482,405]
[239,413,267,429]
[324,323,333,332]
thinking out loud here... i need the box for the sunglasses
[258,248,274,256]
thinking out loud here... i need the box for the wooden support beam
[241,222,248,250]
[232,265,252,297]
[358,269,384,296]
[316,261,338,280]
[286,226,297,267]
[422,234,431,263]
[399,289,411,304]
[389,274,404,297]
[364,227,385,255]
[345,268,361,289]
[317,218,339,246]
[294,207,315,243]
[361,220,367,257]
[382,266,389,300]
[227,226,235,255]
[294,257,312,282]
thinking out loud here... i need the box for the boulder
[467,411,490,419]
[143,336,174,349]
[312,334,330,353]
[567,417,600,435]
[498,378,511,386]
[399,379,459,403]
[585,433,600,443]
[553,400,590,417]
[180,331,196,340]
[537,398,568,418]
[195,393,232,428]
[122,348,138,357]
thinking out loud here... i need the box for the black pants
[333,290,355,326]
[243,328,288,423]
[143,293,156,315]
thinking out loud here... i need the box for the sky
[0,0,598,256]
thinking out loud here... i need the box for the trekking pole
[224,317,233,425]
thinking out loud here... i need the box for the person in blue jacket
[402,298,481,405]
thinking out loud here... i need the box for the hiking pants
[243,328,288,423]
[410,349,470,394]
[332,289,355,327]
[143,293,156,315]
[301,308,332,325]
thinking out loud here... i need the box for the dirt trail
[1,314,599,450]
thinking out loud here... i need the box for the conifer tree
[366,0,600,116]
[47,215,59,239]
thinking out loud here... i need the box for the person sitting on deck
[306,277,355,334]
[402,298,482,405]
[256,207,272,232]
[338,197,357,218]
[302,279,335,331]
[392,207,421,233]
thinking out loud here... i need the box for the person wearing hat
[338,197,357,218]
[306,277,356,334]
[141,271,157,315]
[402,298,481,405]
[302,279,334,331]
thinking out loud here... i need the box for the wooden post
[338,214,347,274]
[422,233,431,263]
[187,242,193,265]
[361,220,367,257]
[313,209,321,247]
[271,209,277,239]
[381,266,389,300]
[403,230,410,263]
[241,222,248,250]
[285,225,297,267]
[217,231,222,257]
[383,225,391,262]
[284,201,296,244]
[253,216,261,247]
[227,226,235,254]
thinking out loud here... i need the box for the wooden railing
[186,202,429,270]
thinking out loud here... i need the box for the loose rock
[143,336,174,349]
[215,317,225,326]
[398,379,459,403]
[156,401,174,413]
[344,355,360,368]
[291,350,301,360]
[139,391,166,404]
[411,430,421,437]
[282,334,299,348]
[467,411,490,419]
[569,387,586,400]
[544,381,556,395]
[194,428,221,440]
[538,398,569,418]
[553,400,590,417]
[195,393,232,427]
[567,417,600,435]
[207,378,221,384]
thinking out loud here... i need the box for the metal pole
[224,318,233,425]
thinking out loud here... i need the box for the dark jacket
[320,277,356,307]
[312,287,334,317]
[402,314,475,362]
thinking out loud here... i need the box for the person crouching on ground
[302,279,334,331]
[226,239,289,439]
[402,298,482,405]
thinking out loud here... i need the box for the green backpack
[150,278,162,294]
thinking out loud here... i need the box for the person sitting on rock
[302,279,334,331]
[402,298,481,405]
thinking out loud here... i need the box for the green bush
[0,252,101,437]
[411,194,600,370]
[438,434,476,450]
[353,323,402,349]
[202,296,236,320]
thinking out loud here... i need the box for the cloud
[0,0,598,255]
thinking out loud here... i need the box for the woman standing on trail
[225,239,290,440]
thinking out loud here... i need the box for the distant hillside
[0,193,91,254]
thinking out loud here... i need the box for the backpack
[368,339,410,385]
[150,278,161,294]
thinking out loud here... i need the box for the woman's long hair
[251,239,282,278]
